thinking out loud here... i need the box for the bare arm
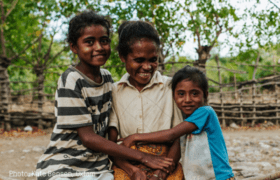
[108,127,147,179]
[120,121,197,148]
[152,139,181,180]
[77,126,173,171]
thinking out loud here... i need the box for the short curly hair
[117,21,160,58]
[67,10,111,45]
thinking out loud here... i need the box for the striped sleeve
[56,70,92,129]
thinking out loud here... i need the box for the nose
[184,93,191,103]
[94,41,104,51]
[142,62,152,71]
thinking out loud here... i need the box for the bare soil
[0,128,279,180]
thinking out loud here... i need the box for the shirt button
[139,115,142,118]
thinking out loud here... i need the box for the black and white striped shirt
[36,67,114,180]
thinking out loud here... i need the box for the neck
[128,77,148,92]
[75,63,102,83]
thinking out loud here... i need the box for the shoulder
[59,68,83,88]
[100,68,112,76]
[153,71,172,87]
[199,106,215,113]
[100,68,114,83]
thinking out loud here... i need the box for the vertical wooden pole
[34,66,45,130]
[251,53,260,127]
[239,86,245,126]
[0,69,11,131]
[216,55,225,127]
[234,74,237,103]
[273,56,279,126]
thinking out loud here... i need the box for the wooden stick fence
[208,54,280,127]
[1,57,280,130]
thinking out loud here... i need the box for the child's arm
[77,126,173,172]
[152,138,181,180]
[108,127,147,179]
[119,121,198,148]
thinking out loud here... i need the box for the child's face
[120,38,158,91]
[70,25,111,67]
[173,79,207,117]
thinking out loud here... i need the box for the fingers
[156,158,175,173]
[117,138,124,142]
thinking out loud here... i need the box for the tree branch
[268,0,280,11]
[210,13,223,49]
[187,9,201,49]
[46,46,68,67]
[10,33,43,61]
[43,35,54,63]
[5,0,19,18]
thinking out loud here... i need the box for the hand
[149,170,168,180]
[166,159,176,173]
[130,167,147,180]
[141,153,173,173]
[118,134,137,148]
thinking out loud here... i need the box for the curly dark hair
[117,21,160,58]
[172,65,208,101]
[67,10,111,45]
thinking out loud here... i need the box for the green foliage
[163,56,193,76]
[206,44,280,93]
[241,0,280,49]
[3,0,280,99]
[103,0,186,58]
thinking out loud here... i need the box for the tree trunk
[194,45,212,73]
[34,66,45,129]
[0,66,11,130]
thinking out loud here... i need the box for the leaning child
[119,65,235,180]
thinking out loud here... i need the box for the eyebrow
[83,35,109,40]
[133,57,145,61]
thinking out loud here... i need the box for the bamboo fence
[1,55,280,130]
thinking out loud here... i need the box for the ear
[70,43,78,54]
[119,55,126,63]
[204,90,209,104]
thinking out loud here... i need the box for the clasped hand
[118,135,175,176]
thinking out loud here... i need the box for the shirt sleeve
[56,73,93,129]
[108,84,120,131]
[172,99,184,127]
[185,106,210,134]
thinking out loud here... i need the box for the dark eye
[178,92,184,96]
[86,40,94,45]
[149,57,158,62]
[100,38,111,45]
[192,91,198,96]
[134,58,145,63]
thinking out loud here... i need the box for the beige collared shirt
[109,71,183,138]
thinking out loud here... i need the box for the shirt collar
[117,71,164,90]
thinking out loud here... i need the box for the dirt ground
[0,128,280,180]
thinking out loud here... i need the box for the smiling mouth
[183,106,194,110]
[92,54,106,57]
[139,73,151,78]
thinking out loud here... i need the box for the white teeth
[139,73,151,77]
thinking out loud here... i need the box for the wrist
[153,170,168,179]
[131,134,139,142]
[129,166,140,177]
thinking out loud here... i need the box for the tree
[0,0,44,130]
[0,0,69,130]
[180,0,241,70]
